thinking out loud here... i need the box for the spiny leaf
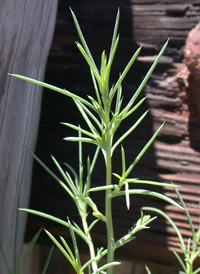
[23,145,75,200]
[121,97,146,120]
[61,122,96,139]
[41,246,54,274]
[127,40,169,106]
[44,229,74,267]
[193,267,200,274]
[125,179,178,188]
[145,265,152,274]
[20,229,42,271]
[76,42,100,83]
[87,220,99,235]
[89,185,118,192]
[124,123,164,178]
[142,206,185,249]
[63,162,79,185]
[19,209,90,245]
[109,8,120,62]
[90,68,102,104]
[70,8,99,80]
[81,258,96,273]
[74,100,102,133]
[111,110,148,154]
[92,262,121,274]
[68,219,81,268]
[64,137,108,151]
[114,85,123,114]
[125,181,130,210]
[110,46,142,101]
[9,74,96,111]
[112,189,183,209]
[51,156,78,196]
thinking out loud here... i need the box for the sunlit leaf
[126,40,169,106]
[112,189,183,209]
[92,262,121,274]
[124,123,164,178]
[10,74,96,111]
[70,8,99,80]
[110,46,142,101]
[44,229,74,267]
[19,209,90,245]
[112,110,148,154]
[64,137,108,151]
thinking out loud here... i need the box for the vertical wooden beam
[0,1,58,272]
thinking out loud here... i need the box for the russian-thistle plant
[143,188,200,274]
[10,9,182,274]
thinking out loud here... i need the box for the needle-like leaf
[51,156,78,195]
[81,258,96,273]
[145,265,152,274]
[173,251,186,272]
[41,246,54,274]
[125,181,130,210]
[70,8,99,80]
[9,74,96,112]
[23,145,75,199]
[44,229,75,267]
[64,137,108,151]
[60,237,75,262]
[90,69,102,107]
[62,122,96,139]
[114,85,123,115]
[87,220,99,235]
[74,99,102,130]
[20,209,90,245]
[125,179,178,188]
[142,206,185,248]
[63,162,79,186]
[124,123,164,178]
[121,97,146,120]
[19,229,42,272]
[194,267,200,274]
[92,262,121,274]
[112,110,148,154]
[108,8,120,62]
[112,189,183,209]
[110,46,142,101]
[76,42,101,83]
[89,185,117,192]
[68,219,81,269]
[126,40,169,107]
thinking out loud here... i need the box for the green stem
[82,216,98,272]
[104,109,115,274]
[186,261,193,274]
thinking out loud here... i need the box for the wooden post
[0,1,58,272]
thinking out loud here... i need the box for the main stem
[105,109,115,274]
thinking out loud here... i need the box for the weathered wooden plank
[0,1,58,273]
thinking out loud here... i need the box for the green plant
[143,188,200,274]
[10,9,182,274]
[0,201,53,274]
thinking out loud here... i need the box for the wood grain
[0,1,58,272]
